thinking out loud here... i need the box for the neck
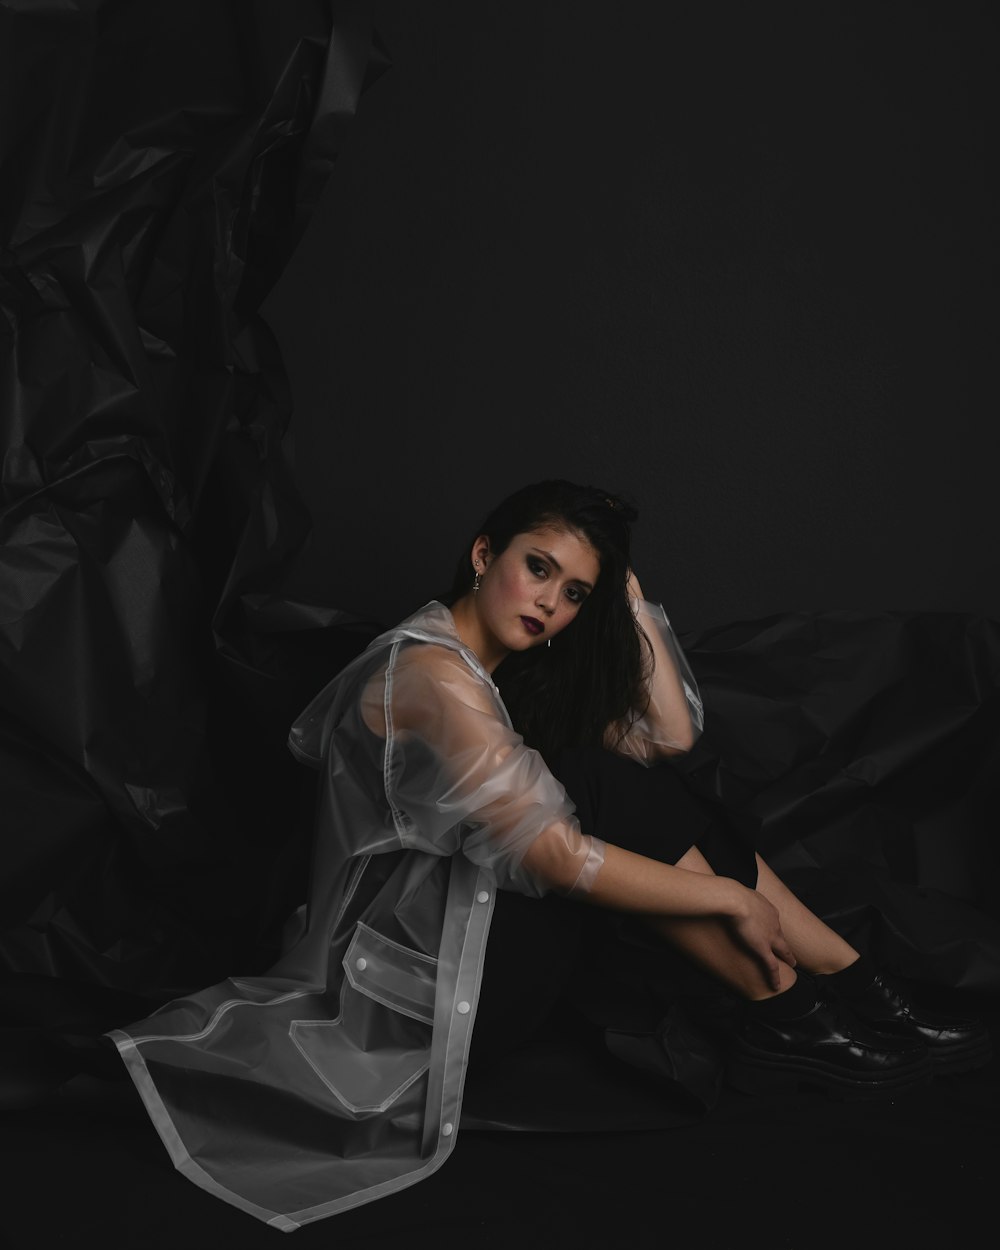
[448,594,508,673]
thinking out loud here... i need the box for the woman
[438,482,988,1100]
[110,479,990,1231]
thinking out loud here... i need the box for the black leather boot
[822,966,993,1075]
[727,973,933,1100]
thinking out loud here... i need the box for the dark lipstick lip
[521,616,544,635]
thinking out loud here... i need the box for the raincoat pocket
[290,923,438,1114]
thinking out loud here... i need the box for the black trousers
[469,747,757,1069]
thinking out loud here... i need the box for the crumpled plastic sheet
[0,0,387,1066]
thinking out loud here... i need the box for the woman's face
[463,524,601,669]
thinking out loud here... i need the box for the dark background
[2,4,998,1246]
[263,0,997,636]
[2,0,995,1047]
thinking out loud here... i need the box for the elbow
[520,826,586,895]
[651,724,700,759]
[671,718,703,755]
[675,730,699,755]
[656,743,690,759]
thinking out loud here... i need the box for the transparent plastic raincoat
[109,598,703,1230]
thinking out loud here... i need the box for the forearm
[583,841,746,917]
[523,830,744,918]
[520,828,794,989]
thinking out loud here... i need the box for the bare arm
[523,834,795,990]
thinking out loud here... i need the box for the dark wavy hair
[442,479,650,763]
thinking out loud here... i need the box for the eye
[527,557,547,578]
[565,586,587,605]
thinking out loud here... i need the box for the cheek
[488,562,525,602]
[553,601,583,630]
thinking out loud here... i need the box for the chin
[507,638,536,653]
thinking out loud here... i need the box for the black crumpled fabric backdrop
[678,611,1000,995]
[0,0,387,1105]
[2,2,998,1120]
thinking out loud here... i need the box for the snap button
[456,1001,471,1015]
[476,891,490,903]
[442,1122,454,1137]
[355,958,367,971]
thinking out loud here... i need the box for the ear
[471,534,492,570]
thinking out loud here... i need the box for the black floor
[3,992,997,1250]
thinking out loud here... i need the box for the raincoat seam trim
[382,639,410,844]
[118,989,309,1046]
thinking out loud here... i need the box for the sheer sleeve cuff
[566,836,606,897]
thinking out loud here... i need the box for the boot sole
[929,1034,994,1075]
[726,1046,934,1101]
[863,1024,994,1075]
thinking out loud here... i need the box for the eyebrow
[530,548,595,592]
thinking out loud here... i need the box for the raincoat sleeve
[609,598,705,764]
[377,642,605,899]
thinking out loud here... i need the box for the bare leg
[646,848,859,1001]
[646,850,954,1094]
[752,854,859,975]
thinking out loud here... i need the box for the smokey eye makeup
[527,556,588,605]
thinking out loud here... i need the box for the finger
[777,943,797,968]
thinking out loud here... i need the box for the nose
[535,588,556,615]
